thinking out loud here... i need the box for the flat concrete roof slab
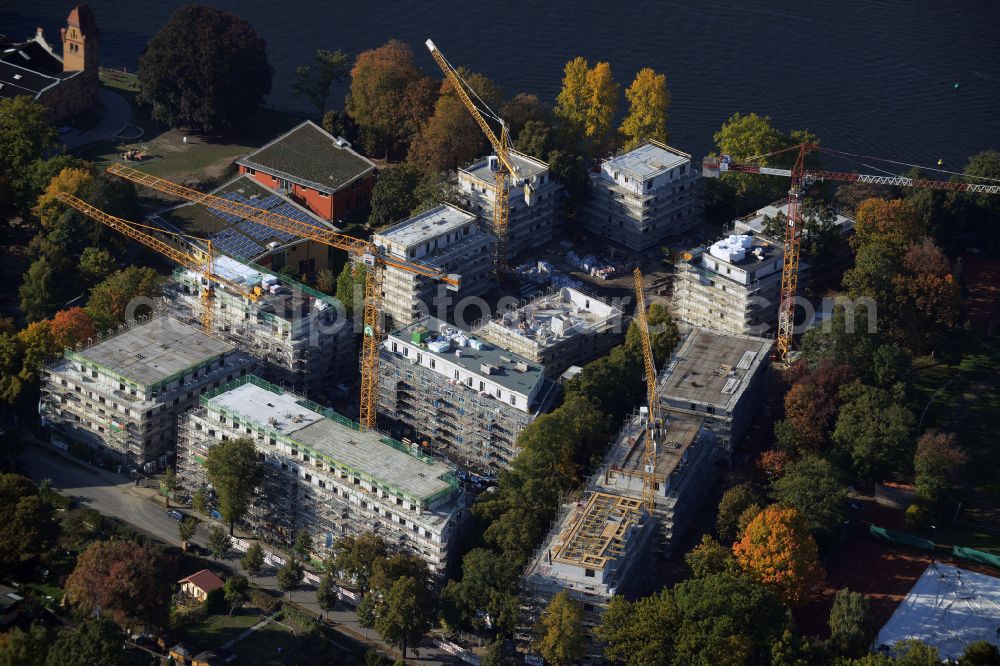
[77,317,233,388]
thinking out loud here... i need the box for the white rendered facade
[582,141,703,251]
[372,204,492,329]
[177,376,464,574]
[457,150,564,261]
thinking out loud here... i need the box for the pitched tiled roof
[178,569,224,594]
[236,120,376,195]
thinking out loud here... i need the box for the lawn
[231,616,345,665]
[86,71,304,186]
[172,608,262,649]
[910,329,1000,545]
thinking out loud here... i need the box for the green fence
[952,546,1000,570]
[869,525,936,551]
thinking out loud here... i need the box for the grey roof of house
[0,60,60,99]
[235,121,376,195]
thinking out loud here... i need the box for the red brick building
[236,120,376,222]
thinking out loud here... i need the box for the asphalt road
[20,444,463,665]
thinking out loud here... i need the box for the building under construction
[658,326,772,451]
[597,409,716,556]
[581,141,703,251]
[472,287,624,378]
[372,204,493,329]
[177,375,465,574]
[40,314,253,470]
[166,254,354,402]
[521,491,655,663]
[457,150,564,261]
[378,316,558,472]
[673,231,809,337]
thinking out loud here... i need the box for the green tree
[914,430,966,507]
[408,69,504,174]
[16,319,56,387]
[959,641,1000,666]
[223,574,249,615]
[331,532,388,591]
[78,247,115,285]
[502,93,551,138]
[160,465,178,508]
[277,556,304,600]
[717,483,761,543]
[372,575,434,661]
[833,382,915,481]
[368,164,421,229]
[894,640,942,666]
[292,48,350,115]
[314,268,336,295]
[178,516,199,550]
[204,437,263,534]
[137,5,273,132]
[45,618,127,666]
[597,589,677,666]
[685,534,736,578]
[0,96,57,220]
[624,302,679,368]
[335,262,365,318]
[534,591,585,666]
[208,525,232,560]
[711,112,790,212]
[192,487,209,516]
[672,572,787,666]
[345,40,435,157]
[514,120,555,159]
[828,588,874,658]
[19,256,59,323]
[0,330,25,404]
[0,622,50,666]
[316,573,339,618]
[241,542,266,580]
[0,473,57,569]
[620,67,670,148]
[294,529,313,559]
[85,266,162,333]
[771,455,848,541]
[64,540,174,631]
[439,548,519,635]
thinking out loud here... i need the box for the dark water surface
[3,1,998,167]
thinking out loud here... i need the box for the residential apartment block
[673,232,803,336]
[597,409,717,556]
[658,326,772,451]
[521,492,655,663]
[457,150,564,261]
[177,376,464,574]
[167,255,354,401]
[372,204,492,329]
[582,141,703,251]
[378,316,558,472]
[40,315,253,469]
[473,287,623,378]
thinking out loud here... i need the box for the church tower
[61,5,99,75]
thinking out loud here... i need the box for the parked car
[165,510,184,521]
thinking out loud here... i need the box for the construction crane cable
[815,146,1000,183]
[435,49,505,124]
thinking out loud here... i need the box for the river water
[3,0,998,168]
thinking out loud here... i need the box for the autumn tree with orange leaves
[733,506,823,607]
[49,308,95,349]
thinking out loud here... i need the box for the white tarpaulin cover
[876,563,1000,660]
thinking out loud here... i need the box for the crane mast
[632,268,659,513]
[426,39,527,274]
[702,145,1000,362]
[105,164,459,431]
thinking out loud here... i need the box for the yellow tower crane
[57,192,262,333]
[425,39,534,275]
[104,164,460,430]
[631,268,660,513]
